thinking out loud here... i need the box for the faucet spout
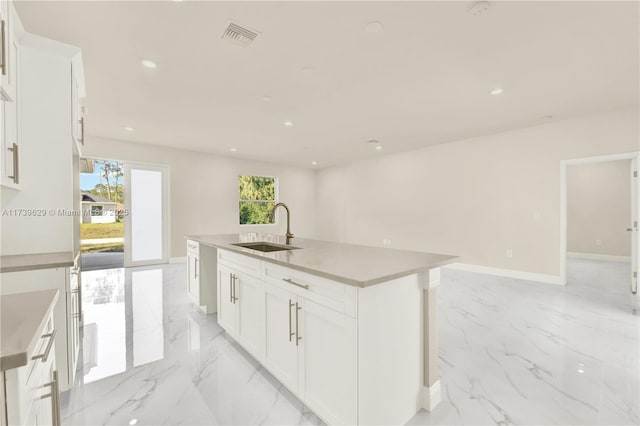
[270,202,294,244]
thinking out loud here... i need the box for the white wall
[315,108,639,278]
[567,160,631,257]
[81,137,317,258]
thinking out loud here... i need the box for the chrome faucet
[269,202,294,244]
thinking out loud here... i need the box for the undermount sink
[232,242,301,252]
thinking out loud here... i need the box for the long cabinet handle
[32,329,56,362]
[288,299,295,342]
[79,117,85,145]
[232,274,238,303]
[7,143,18,184]
[295,302,302,346]
[229,273,233,303]
[194,258,199,279]
[282,278,309,290]
[1,20,6,76]
[41,370,61,426]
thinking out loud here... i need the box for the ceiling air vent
[222,21,259,47]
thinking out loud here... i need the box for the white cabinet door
[217,264,238,335]
[298,299,357,425]
[235,271,265,359]
[263,282,298,392]
[187,253,200,304]
[1,33,19,190]
[70,62,83,146]
[0,1,17,102]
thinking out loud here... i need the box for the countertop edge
[0,251,75,273]
[190,237,458,288]
[0,289,60,371]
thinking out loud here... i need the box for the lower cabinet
[263,282,298,392]
[187,241,200,305]
[217,264,237,334]
[235,272,265,358]
[0,267,80,393]
[217,252,358,425]
[187,240,217,314]
[3,313,61,426]
[298,298,357,425]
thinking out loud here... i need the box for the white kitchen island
[187,234,456,425]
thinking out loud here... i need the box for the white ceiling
[15,1,640,168]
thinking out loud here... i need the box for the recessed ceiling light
[311,161,317,166]
[141,59,157,69]
[129,420,138,426]
[230,148,237,152]
[283,121,294,127]
[375,146,383,151]
[124,126,134,131]
[490,88,504,96]
[365,21,383,33]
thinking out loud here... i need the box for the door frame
[560,151,639,287]
[124,161,170,267]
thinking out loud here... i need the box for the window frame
[238,174,279,226]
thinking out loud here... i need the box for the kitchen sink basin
[232,242,301,252]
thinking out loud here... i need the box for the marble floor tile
[64,259,639,425]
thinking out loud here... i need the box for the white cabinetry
[70,56,85,150]
[235,271,264,358]
[187,240,201,305]
[186,241,217,314]
[0,0,21,189]
[263,282,298,392]
[0,0,21,102]
[216,250,358,425]
[3,314,61,426]
[217,263,238,334]
[298,298,357,425]
[1,267,80,393]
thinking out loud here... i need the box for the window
[239,175,276,225]
[91,205,104,216]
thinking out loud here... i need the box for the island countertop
[187,234,457,287]
[0,289,59,371]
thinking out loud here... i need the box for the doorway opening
[80,158,125,271]
[79,159,169,270]
[560,152,639,298]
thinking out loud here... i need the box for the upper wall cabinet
[0,0,20,102]
[0,0,21,189]
[71,55,85,150]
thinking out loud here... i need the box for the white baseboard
[567,252,631,263]
[170,256,187,264]
[421,381,441,412]
[444,262,565,285]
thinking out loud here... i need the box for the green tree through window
[239,176,276,225]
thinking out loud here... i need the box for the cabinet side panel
[199,245,217,314]
[357,274,422,425]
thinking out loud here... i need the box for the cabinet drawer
[26,314,55,385]
[218,249,261,277]
[186,239,199,255]
[262,263,357,318]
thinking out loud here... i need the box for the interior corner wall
[315,108,639,278]
[567,160,631,257]
[81,138,317,258]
